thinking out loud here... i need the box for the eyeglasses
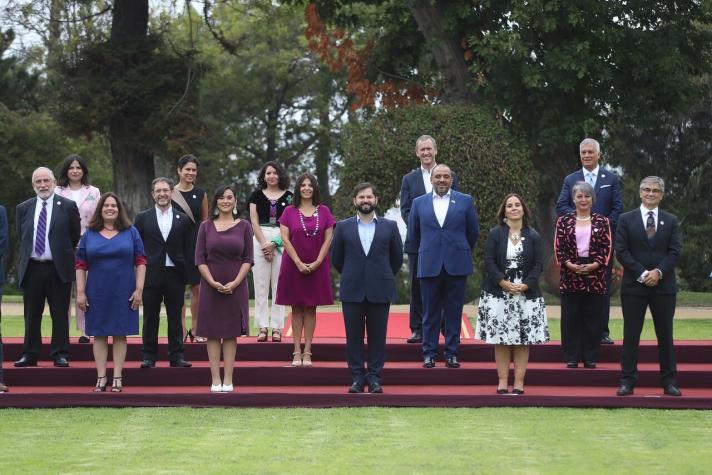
[640,187,662,194]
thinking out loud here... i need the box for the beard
[356,203,376,215]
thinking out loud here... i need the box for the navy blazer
[134,207,193,288]
[408,190,479,278]
[400,168,458,253]
[555,167,623,230]
[331,216,403,303]
[0,205,8,285]
[480,225,543,299]
[16,195,80,285]
[615,208,681,295]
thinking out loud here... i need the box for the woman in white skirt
[476,193,549,395]
[248,161,293,342]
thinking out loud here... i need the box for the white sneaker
[221,384,234,392]
[210,384,223,393]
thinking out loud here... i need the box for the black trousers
[601,259,613,338]
[407,253,422,333]
[420,271,466,359]
[0,288,4,381]
[620,293,677,387]
[141,268,185,362]
[21,260,71,359]
[560,292,604,364]
[342,301,390,385]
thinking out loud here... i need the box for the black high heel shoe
[93,375,107,392]
[184,329,195,343]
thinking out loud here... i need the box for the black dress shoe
[423,356,436,368]
[617,384,634,396]
[600,336,614,345]
[512,388,525,395]
[53,357,69,367]
[407,331,422,344]
[348,381,365,393]
[14,356,38,367]
[566,361,578,369]
[368,382,383,394]
[445,356,460,368]
[170,359,192,368]
[78,335,90,344]
[140,359,155,369]
[663,383,682,396]
[496,388,509,394]
[583,361,597,369]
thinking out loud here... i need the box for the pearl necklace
[576,215,592,221]
[299,208,320,237]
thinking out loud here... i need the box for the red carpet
[284,312,475,338]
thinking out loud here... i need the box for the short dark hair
[292,173,321,208]
[496,193,531,227]
[177,154,200,170]
[209,185,239,221]
[352,182,377,198]
[56,154,90,187]
[88,192,132,231]
[257,161,290,190]
[152,177,174,191]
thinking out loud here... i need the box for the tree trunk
[315,96,332,207]
[108,0,153,217]
[407,0,475,104]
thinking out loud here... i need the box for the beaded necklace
[299,207,320,237]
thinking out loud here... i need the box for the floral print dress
[476,239,549,345]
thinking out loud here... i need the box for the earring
[232,207,238,215]
[213,208,219,217]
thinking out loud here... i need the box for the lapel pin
[451,200,456,204]
[660,221,664,225]
[192,194,196,199]
[601,173,606,178]
[176,215,180,219]
[57,201,61,206]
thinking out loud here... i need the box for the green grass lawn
[0,407,710,473]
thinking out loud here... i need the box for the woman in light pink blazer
[56,154,101,342]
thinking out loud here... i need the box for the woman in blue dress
[75,192,146,392]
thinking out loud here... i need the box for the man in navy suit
[0,203,9,391]
[556,138,623,344]
[615,176,682,397]
[332,183,403,393]
[15,167,80,367]
[409,164,479,368]
[134,177,193,369]
[400,135,457,343]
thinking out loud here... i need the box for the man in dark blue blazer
[332,183,403,393]
[556,138,623,344]
[615,176,682,397]
[0,203,9,391]
[400,135,458,343]
[15,167,80,367]
[409,164,479,368]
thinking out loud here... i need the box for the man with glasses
[615,176,682,397]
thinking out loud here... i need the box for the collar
[39,193,56,204]
[432,190,451,200]
[421,163,437,174]
[582,165,600,176]
[640,205,659,216]
[155,205,173,216]
[356,212,378,224]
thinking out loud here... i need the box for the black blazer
[615,208,681,295]
[480,224,543,299]
[16,195,80,285]
[331,216,403,303]
[134,207,192,288]
[555,167,624,231]
[399,168,458,253]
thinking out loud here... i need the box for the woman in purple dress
[276,173,335,367]
[195,185,254,392]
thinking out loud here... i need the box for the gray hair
[415,135,437,151]
[579,138,600,154]
[31,167,55,182]
[572,180,596,204]
[640,176,665,193]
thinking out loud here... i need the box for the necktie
[587,172,595,186]
[35,200,48,256]
[646,211,656,240]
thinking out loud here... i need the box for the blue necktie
[646,211,656,241]
[35,200,48,256]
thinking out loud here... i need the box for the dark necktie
[646,211,656,240]
[35,200,48,256]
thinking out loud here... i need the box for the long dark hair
[56,154,90,188]
[88,192,132,231]
[209,185,239,221]
[257,161,290,190]
[496,193,531,228]
[292,173,321,208]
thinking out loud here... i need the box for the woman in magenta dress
[276,173,335,367]
[195,185,254,392]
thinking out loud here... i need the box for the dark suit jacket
[408,190,479,278]
[481,224,543,299]
[134,207,192,288]
[0,205,8,286]
[331,216,403,303]
[16,195,80,285]
[400,168,458,253]
[556,167,623,230]
[615,208,681,295]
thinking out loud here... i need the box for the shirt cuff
[637,271,649,283]
[654,268,663,279]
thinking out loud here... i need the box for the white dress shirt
[155,205,175,267]
[421,165,435,194]
[432,191,451,228]
[31,194,55,261]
